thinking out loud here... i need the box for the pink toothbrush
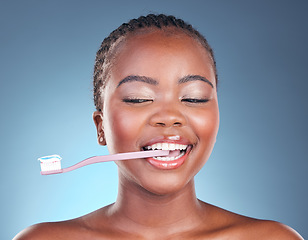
[38,150,169,175]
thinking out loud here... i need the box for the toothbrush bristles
[40,161,61,172]
[38,155,62,174]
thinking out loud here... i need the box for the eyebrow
[117,75,158,88]
[178,75,214,88]
[117,74,214,88]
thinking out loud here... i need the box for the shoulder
[13,205,116,240]
[13,222,61,240]
[246,220,303,240]
[200,202,303,239]
[224,215,303,239]
[13,220,88,240]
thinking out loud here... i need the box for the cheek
[191,106,219,137]
[189,104,219,159]
[104,105,147,153]
[187,105,219,175]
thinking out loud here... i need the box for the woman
[14,14,303,239]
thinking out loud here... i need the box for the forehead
[115,29,210,60]
[108,30,215,85]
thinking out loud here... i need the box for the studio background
[1,0,307,239]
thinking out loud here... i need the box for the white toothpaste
[38,155,62,172]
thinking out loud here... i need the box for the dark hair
[93,14,217,111]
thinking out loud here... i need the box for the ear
[93,111,106,146]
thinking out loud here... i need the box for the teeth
[162,143,168,150]
[153,151,185,161]
[168,143,176,151]
[144,143,188,151]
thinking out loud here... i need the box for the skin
[14,30,303,240]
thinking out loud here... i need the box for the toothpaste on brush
[38,155,62,173]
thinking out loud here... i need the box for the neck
[110,172,204,234]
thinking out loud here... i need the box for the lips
[141,137,192,169]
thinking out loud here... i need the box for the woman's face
[94,30,219,195]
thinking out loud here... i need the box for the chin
[138,173,193,197]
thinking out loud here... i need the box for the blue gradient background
[1,1,307,239]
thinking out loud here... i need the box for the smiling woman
[14,14,303,240]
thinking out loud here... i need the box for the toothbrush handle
[61,150,169,173]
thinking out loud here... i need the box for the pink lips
[141,136,192,170]
[146,145,192,170]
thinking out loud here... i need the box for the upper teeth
[144,143,188,151]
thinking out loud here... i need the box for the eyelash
[122,98,153,104]
[122,98,209,104]
[181,98,209,103]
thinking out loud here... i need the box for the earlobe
[93,111,106,145]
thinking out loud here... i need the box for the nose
[149,104,187,128]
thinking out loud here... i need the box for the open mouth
[142,143,190,161]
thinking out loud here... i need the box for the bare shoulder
[199,202,303,239]
[247,220,304,240]
[13,219,89,240]
[13,222,63,240]
[13,205,117,240]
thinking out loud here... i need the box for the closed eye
[122,98,153,104]
[181,98,209,103]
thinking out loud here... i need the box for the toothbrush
[38,150,169,175]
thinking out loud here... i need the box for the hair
[93,14,217,111]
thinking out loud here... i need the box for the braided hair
[93,14,217,111]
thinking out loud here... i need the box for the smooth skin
[14,30,303,239]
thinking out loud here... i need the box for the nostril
[149,110,186,127]
[155,122,166,127]
[173,122,182,126]
[154,122,182,127]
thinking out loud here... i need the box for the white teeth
[169,143,176,151]
[143,142,189,162]
[153,151,185,161]
[144,143,188,151]
[162,143,168,150]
